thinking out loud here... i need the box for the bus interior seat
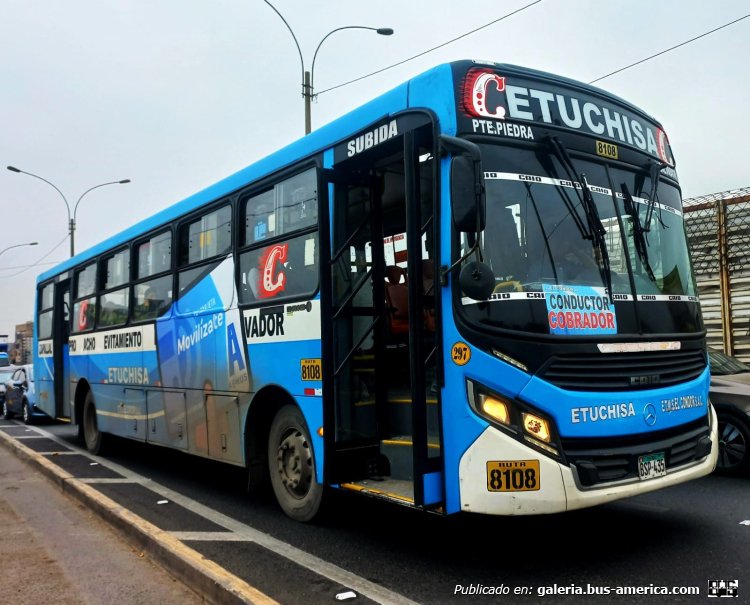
[384,265,409,336]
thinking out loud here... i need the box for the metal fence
[684,187,750,360]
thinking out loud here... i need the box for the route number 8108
[486,460,541,492]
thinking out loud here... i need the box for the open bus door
[321,115,444,509]
[52,278,72,420]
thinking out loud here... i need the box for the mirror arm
[440,134,482,162]
[441,239,480,283]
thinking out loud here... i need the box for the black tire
[268,405,324,522]
[22,400,33,425]
[82,391,109,455]
[2,400,13,420]
[716,412,750,477]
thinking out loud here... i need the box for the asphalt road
[24,422,750,603]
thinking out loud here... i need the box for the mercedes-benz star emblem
[643,403,657,426]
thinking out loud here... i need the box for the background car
[708,348,750,476]
[3,364,46,425]
[0,366,17,417]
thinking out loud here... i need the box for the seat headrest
[385,265,404,284]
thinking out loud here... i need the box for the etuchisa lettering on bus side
[463,68,673,165]
[107,366,150,385]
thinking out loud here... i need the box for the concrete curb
[0,426,279,605]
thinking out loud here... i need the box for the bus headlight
[468,380,563,460]
[478,393,511,426]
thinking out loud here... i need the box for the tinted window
[180,205,232,265]
[76,263,97,298]
[246,190,276,244]
[138,231,172,278]
[40,284,54,310]
[72,297,96,332]
[38,310,53,340]
[243,168,317,245]
[104,249,129,290]
[99,288,129,327]
[133,275,172,321]
[239,232,319,303]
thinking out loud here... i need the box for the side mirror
[442,135,486,233]
[459,261,495,301]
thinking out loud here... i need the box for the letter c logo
[259,243,288,298]
[78,300,89,331]
[470,72,506,119]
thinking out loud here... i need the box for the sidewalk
[0,423,204,605]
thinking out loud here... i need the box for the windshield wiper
[643,159,668,232]
[546,136,613,299]
[546,138,592,241]
[621,183,656,283]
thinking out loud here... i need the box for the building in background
[12,322,33,364]
[684,187,750,360]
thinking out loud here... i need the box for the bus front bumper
[458,406,718,515]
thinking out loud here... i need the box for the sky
[1,0,749,339]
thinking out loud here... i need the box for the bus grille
[560,418,712,488]
[538,348,706,391]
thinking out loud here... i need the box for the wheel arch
[244,385,298,490]
[73,378,92,428]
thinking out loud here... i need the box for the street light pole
[308,26,393,134]
[262,1,393,135]
[7,166,130,257]
[0,242,38,257]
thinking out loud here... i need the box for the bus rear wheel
[268,405,323,522]
[82,391,109,455]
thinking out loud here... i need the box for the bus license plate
[486,460,540,492]
[638,452,666,481]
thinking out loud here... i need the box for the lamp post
[262,1,393,134]
[7,166,130,257]
[0,241,38,257]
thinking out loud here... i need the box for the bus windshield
[461,143,699,335]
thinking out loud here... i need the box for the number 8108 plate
[486,460,540,492]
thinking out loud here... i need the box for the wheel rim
[275,427,313,499]
[2,401,7,417]
[22,403,29,423]
[718,419,747,469]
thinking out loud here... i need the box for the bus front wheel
[82,391,108,455]
[268,405,323,522]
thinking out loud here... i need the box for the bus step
[340,478,414,505]
[55,417,71,423]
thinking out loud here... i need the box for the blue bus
[34,60,717,521]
